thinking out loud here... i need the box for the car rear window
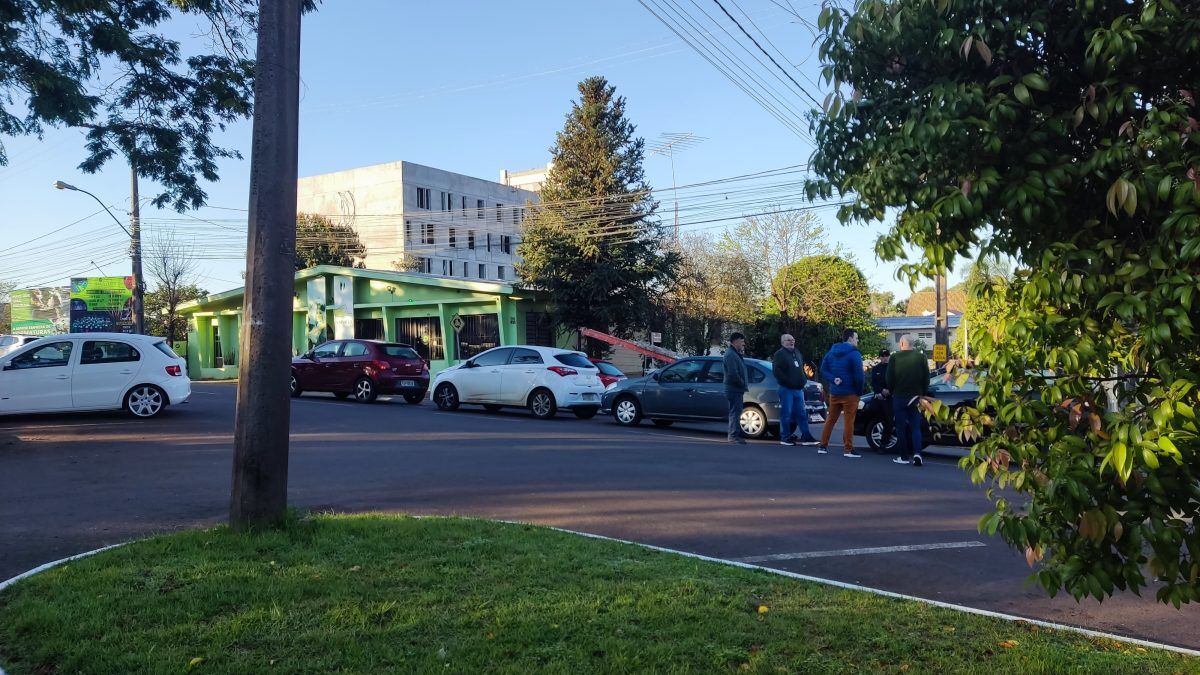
[594,362,623,376]
[382,344,421,359]
[553,353,595,368]
[154,342,180,359]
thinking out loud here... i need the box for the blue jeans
[727,389,745,440]
[892,396,924,460]
[778,387,811,439]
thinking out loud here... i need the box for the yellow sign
[932,343,948,362]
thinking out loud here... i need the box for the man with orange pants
[817,328,864,458]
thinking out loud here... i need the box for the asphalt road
[2,382,1197,650]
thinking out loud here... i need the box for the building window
[462,261,468,278]
[497,266,506,280]
[918,331,933,340]
[405,220,413,243]
[477,199,484,219]
[449,228,457,248]
[455,314,500,360]
[525,312,553,347]
[512,207,520,225]
[422,257,432,274]
[461,196,467,214]
[422,223,435,245]
[354,318,384,340]
[486,233,492,252]
[441,259,449,276]
[212,324,223,368]
[478,263,485,278]
[440,191,448,210]
[416,187,431,209]
[501,235,512,254]
[394,316,444,361]
[467,230,475,250]
[446,192,453,211]
[495,203,502,221]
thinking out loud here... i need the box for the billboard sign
[11,287,71,336]
[69,277,135,333]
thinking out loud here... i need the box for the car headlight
[857,399,865,410]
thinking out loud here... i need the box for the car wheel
[528,388,557,419]
[613,396,642,426]
[126,385,166,419]
[434,383,460,411]
[290,374,302,398]
[866,420,898,452]
[573,407,599,420]
[652,419,674,428]
[354,377,377,403]
[483,404,503,412]
[739,405,768,439]
[403,392,424,405]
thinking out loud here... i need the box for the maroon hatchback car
[290,339,429,404]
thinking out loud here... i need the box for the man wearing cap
[869,349,894,452]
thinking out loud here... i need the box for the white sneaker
[817,446,828,455]
[893,457,911,465]
[843,452,862,458]
[913,454,924,467]
[780,438,796,446]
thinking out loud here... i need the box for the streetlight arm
[54,180,133,238]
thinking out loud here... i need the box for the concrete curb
[2,523,1198,675]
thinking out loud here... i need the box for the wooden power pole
[230,0,302,530]
[934,271,949,364]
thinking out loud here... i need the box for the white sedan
[0,333,191,418]
[431,345,605,419]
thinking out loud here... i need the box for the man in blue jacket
[817,328,864,458]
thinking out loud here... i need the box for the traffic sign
[932,343,948,362]
[451,314,465,332]
[651,332,662,344]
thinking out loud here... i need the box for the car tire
[739,405,768,439]
[866,419,898,452]
[613,396,642,426]
[483,404,504,412]
[334,392,350,400]
[403,392,424,405]
[573,407,599,420]
[434,383,460,411]
[290,374,302,398]
[651,419,674,428]
[528,388,557,419]
[353,377,378,403]
[125,384,167,419]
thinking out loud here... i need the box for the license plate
[582,393,598,400]
[401,380,416,387]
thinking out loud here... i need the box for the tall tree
[0,280,14,333]
[518,76,678,336]
[810,0,1200,605]
[764,255,885,363]
[295,213,366,270]
[867,291,905,317]
[144,233,204,344]
[656,231,757,354]
[951,257,1014,358]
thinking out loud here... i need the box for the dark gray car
[599,356,827,439]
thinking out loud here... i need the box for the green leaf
[1157,175,1173,200]
[1013,82,1032,105]
[1021,73,1050,92]
[1142,446,1160,469]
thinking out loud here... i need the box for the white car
[0,335,40,357]
[0,333,191,418]
[431,345,605,419]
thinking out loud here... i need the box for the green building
[178,265,565,380]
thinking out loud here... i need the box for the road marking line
[735,540,987,563]
[1,421,128,431]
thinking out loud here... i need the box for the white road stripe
[736,540,987,563]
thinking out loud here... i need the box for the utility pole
[130,165,145,334]
[934,271,949,364]
[230,0,302,530]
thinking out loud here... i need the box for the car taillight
[165,365,182,376]
[371,360,391,371]
[547,366,577,377]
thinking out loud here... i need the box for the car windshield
[154,342,179,359]
[553,353,595,368]
[927,372,979,393]
[382,345,421,359]
[594,362,623,376]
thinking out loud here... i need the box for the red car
[291,339,429,404]
[589,359,628,388]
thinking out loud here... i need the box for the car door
[337,341,371,391]
[305,341,343,392]
[455,347,512,402]
[694,360,732,418]
[0,340,77,413]
[500,347,544,404]
[640,359,706,417]
[72,340,143,409]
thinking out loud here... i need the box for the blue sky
[0,0,962,298]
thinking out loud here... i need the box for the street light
[53,178,144,334]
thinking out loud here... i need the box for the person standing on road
[817,329,864,458]
[773,333,818,446]
[869,349,894,452]
[886,334,929,467]
[723,332,750,445]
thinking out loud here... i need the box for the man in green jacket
[885,334,929,466]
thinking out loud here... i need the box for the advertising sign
[11,287,71,335]
[69,277,135,333]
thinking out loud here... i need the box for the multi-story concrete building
[499,163,551,193]
[296,160,540,283]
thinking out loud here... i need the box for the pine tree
[295,214,367,271]
[518,76,678,336]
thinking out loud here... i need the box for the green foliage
[952,257,1016,358]
[145,284,206,343]
[810,0,1200,604]
[0,1,325,210]
[295,214,366,271]
[654,232,757,355]
[518,77,678,335]
[868,291,905,317]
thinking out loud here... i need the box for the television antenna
[649,132,707,244]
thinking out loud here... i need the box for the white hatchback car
[0,333,191,418]
[431,345,605,419]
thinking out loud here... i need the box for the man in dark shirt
[773,333,818,446]
[886,335,930,466]
[869,349,894,452]
[723,332,749,444]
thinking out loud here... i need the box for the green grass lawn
[0,514,1194,674]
